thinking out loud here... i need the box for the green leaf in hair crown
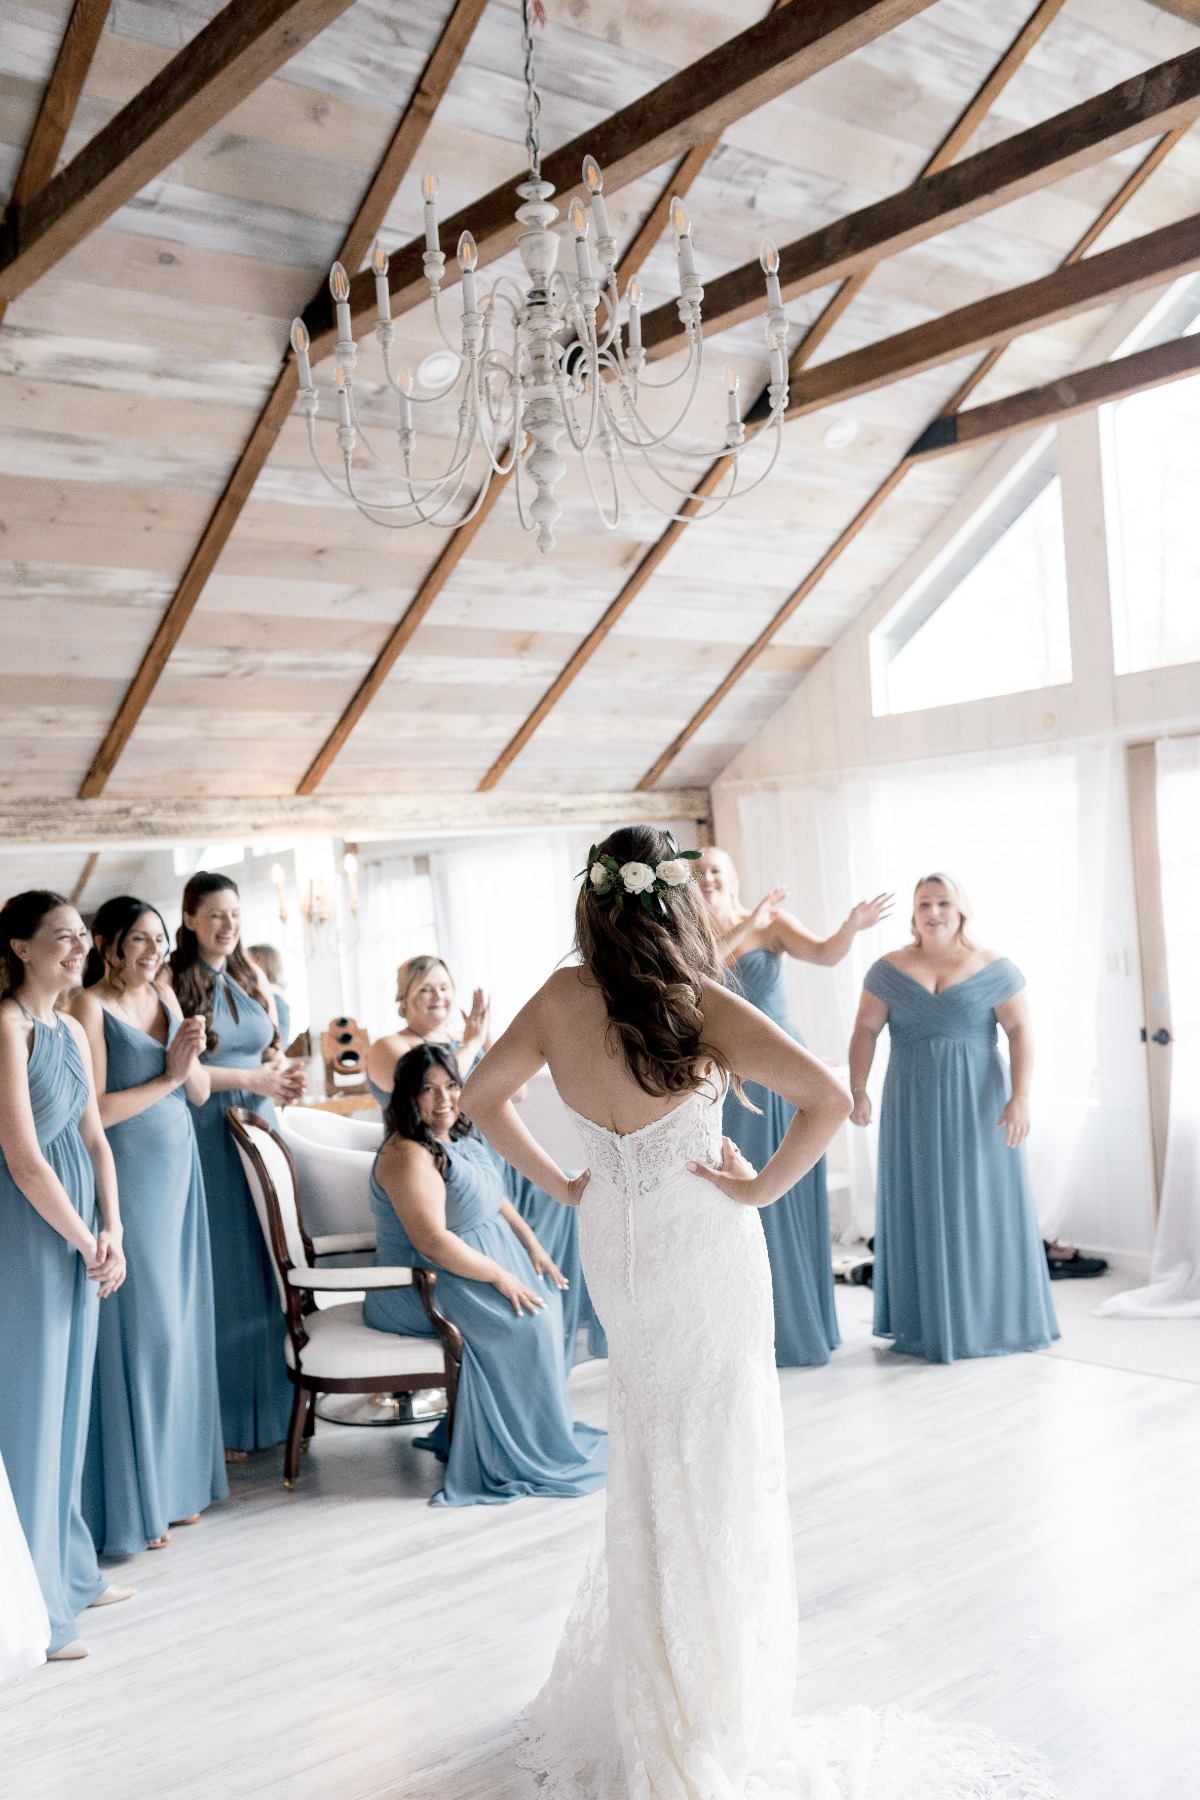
[577,839,701,912]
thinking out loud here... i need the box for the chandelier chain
[521,0,543,180]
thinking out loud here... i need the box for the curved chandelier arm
[610,413,786,526]
[602,346,708,454]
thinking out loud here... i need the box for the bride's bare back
[462,962,851,1209]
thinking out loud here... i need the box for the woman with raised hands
[171,872,305,1457]
[367,1043,607,1507]
[696,845,892,1365]
[0,891,130,1663]
[366,953,489,1105]
[70,896,226,1556]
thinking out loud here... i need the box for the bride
[461,826,1058,1800]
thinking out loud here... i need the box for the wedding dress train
[518,1086,1059,1800]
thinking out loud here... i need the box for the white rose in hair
[619,861,656,894]
[590,863,609,887]
[657,859,689,888]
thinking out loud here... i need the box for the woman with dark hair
[849,872,1058,1363]
[70,897,226,1554]
[461,828,1058,1795]
[0,891,130,1662]
[171,872,305,1455]
[366,1043,606,1506]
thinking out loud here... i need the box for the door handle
[1140,1027,1172,1045]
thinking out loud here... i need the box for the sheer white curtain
[734,747,1131,1247]
[347,853,438,1042]
[1101,737,1200,1316]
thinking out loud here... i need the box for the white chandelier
[290,2,790,555]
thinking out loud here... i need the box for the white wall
[713,411,1200,1258]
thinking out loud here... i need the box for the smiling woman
[366,954,490,1107]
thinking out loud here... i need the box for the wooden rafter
[70,851,100,906]
[0,0,362,301]
[0,0,111,329]
[477,1,1058,791]
[635,126,1190,788]
[640,41,1200,362]
[909,332,1200,459]
[300,0,939,358]
[780,205,1200,421]
[77,0,492,800]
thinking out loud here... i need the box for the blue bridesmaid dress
[0,1011,105,1651]
[864,956,1059,1363]
[274,993,291,1052]
[365,1132,608,1506]
[83,1005,227,1553]
[723,950,841,1366]
[191,970,292,1451]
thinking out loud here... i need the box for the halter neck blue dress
[365,1132,607,1506]
[863,956,1059,1363]
[191,969,292,1451]
[722,950,840,1366]
[83,1003,226,1553]
[0,1010,105,1651]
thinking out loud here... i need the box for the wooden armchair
[227,1107,462,1488]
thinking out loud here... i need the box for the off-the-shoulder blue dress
[365,1131,607,1506]
[0,1011,104,1651]
[84,1004,226,1553]
[863,956,1059,1363]
[722,950,840,1366]
[191,970,292,1451]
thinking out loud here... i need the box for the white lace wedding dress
[518,1086,1059,1800]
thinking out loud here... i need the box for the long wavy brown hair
[169,872,275,1055]
[574,825,731,1100]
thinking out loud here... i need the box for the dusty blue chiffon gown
[83,1005,227,1554]
[365,1132,607,1507]
[723,950,840,1366]
[0,1009,104,1651]
[864,956,1059,1363]
[191,970,292,1451]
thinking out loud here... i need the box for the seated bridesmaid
[248,943,290,1051]
[848,872,1059,1363]
[366,954,489,1105]
[0,890,130,1663]
[366,1045,607,1506]
[70,897,227,1556]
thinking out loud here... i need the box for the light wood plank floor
[4,1288,1199,1800]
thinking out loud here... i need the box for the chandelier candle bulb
[422,171,440,252]
[568,197,591,279]
[725,367,740,424]
[335,367,352,429]
[457,231,478,313]
[398,367,414,434]
[760,241,783,313]
[329,261,352,345]
[671,197,695,280]
[372,243,390,321]
[343,851,359,915]
[627,277,642,351]
[290,319,312,390]
[582,155,609,240]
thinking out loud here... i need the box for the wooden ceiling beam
[0,0,111,328]
[77,0,492,800]
[781,205,1200,421]
[640,42,1200,362]
[0,0,362,301]
[301,0,940,357]
[476,1,1059,790]
[635,126,1189,788]
[0,791,712,848]
[909,331,1200,459]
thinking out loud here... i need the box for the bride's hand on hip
[688,1136,759,1204]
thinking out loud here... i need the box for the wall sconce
[343,849,359,916]
[271,863,288,924]
[300,877,335,926]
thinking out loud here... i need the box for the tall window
[1106,367,1200,674]
[872,443,1072,716]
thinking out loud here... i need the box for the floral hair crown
[580,839,701,919]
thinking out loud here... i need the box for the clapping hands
[165,1014,206,1086]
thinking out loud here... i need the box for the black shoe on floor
[848,1260,873,1288]
[1043,1241,1109,1280]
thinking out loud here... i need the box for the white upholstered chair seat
[284,1301,446,1381]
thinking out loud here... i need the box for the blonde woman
[367,956,489,1107]
[697,847,892,1365]
[848,873,1058,1363]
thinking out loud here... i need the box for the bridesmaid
[0,891,131,1661]
[170,873,305,1455]
[366,954,489,1103]
[248,943,290,1050]
[71,897,227,1554]
[848,872,1059,1363]
[367,1045,607,1506]
[697,847,892,1365]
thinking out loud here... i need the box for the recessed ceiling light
[822,417,859,450]
[416,349,461,390]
